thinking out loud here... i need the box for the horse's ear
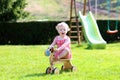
[50,47,54,53]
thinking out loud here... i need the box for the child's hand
[48,46,54,50]
[54,48,59,52]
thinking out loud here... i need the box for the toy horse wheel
[46,67,51,74]
[52,68,60,74]
[61,65,64,71]
[71,66,76,72]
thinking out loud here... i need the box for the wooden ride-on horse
[45,47,76,74]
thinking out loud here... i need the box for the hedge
[0,21,60,45]
[97,20,120,43]
[0,20,119,45]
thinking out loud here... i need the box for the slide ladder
[69,0,82,45]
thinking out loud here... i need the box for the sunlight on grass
[0,43,120,80]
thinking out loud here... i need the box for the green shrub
[0,0,29,22]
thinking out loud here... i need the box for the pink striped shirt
[50,35,71,59]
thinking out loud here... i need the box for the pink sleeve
[57,37,70,51]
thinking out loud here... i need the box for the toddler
[49,22,72,61]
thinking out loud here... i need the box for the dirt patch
[24,1,45,14]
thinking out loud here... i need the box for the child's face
[58,26,68,37]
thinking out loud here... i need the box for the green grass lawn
[0,43,120,80]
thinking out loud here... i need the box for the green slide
[78,11,106,49]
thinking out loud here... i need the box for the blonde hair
[56,22,70,31]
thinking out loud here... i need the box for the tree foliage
[0,0,29,22]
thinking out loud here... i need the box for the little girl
[49,22,72,61]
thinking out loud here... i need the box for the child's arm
[49,37,57,49]
[57,37,70,51]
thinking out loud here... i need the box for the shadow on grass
[24,70,72,78]
[24,73,47,77]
